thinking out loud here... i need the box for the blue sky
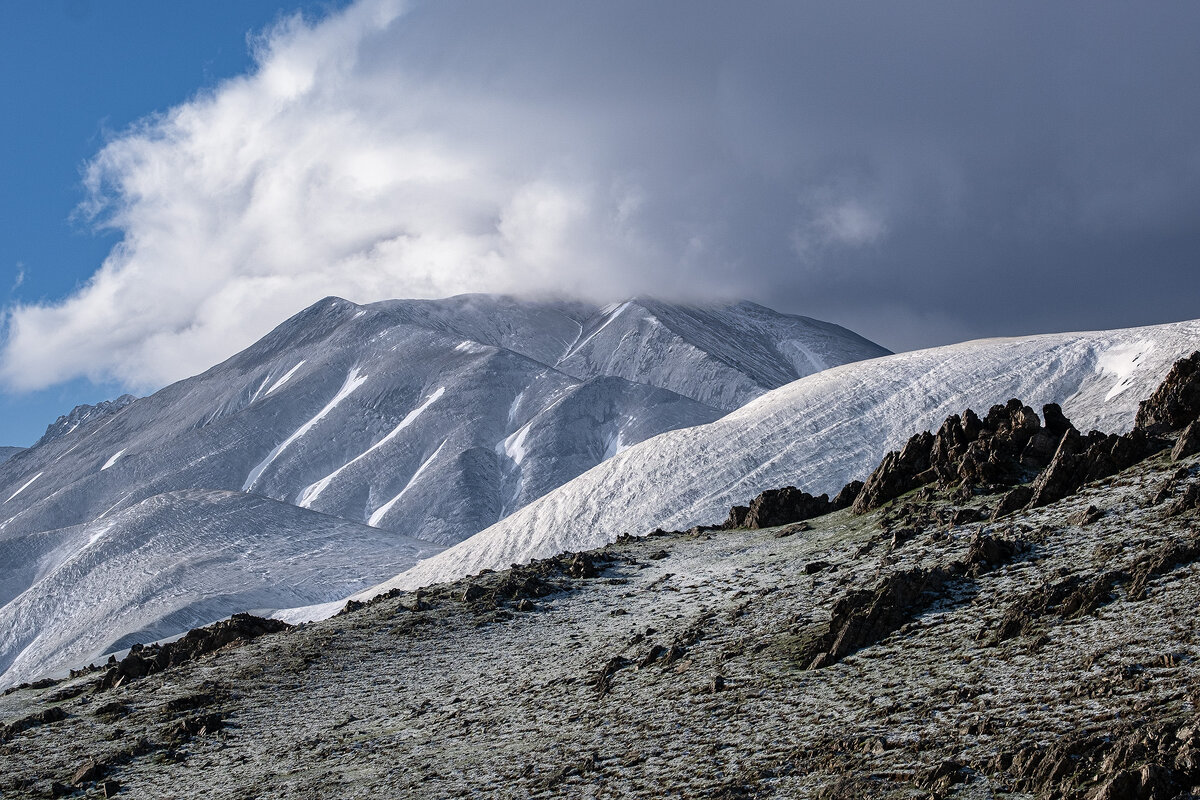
[1,1,347,445]
[3,2,1199,447]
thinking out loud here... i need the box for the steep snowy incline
[0,490,442,687]
[363,319,1200,595]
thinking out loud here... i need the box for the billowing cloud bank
[4,1,1200,390]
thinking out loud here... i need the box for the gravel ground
[1,450,1198,800]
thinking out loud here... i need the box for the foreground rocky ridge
[2,358,1200,798]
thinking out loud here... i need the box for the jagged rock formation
[852,400,1070,514]
[1135,350,1200,434]
[1172,420,1200,460]
[34,395,137,448]
[1025,426,1166,508]
[722,487,839,529]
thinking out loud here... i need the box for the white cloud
[790,194,889,265]
[5,2,1198,389]
[1,0,675,391]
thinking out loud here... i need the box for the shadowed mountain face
[0,294,888,686]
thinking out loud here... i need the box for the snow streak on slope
[263,360,306,398]
[242,368,368,492]
[297,387,445,508]
[359,319,1200,597]
[368,440,447,527]
[5,473,43,504]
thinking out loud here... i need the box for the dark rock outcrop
[1067,505,1104,526]
[1171,420,1200,460]
[996,712,1200,800]
[96,614,289,692]
[854,401,1073,513]
[1135,350,1200,434]
[852,431,935,513]
[731,487,835,529]
[991,484,1033,520]
[0,706,67,743]
[802,565,959,670]
[1027,428,1166,509]
[801,533,1021,669]
[831,481,864,511]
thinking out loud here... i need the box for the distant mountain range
[0,294,888,687]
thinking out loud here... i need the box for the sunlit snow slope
[361,319,1200,597]
[0,294,886,687]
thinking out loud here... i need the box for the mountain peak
[35,394,138,448]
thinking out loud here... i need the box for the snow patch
[501,422,533,466]
[243,368,368,492]
[297,387,445,508]
[1096,340,1156,401]
[603,428,628,460]
[263,361,306,398]
[101,450,126,471]
[455,340,488,354]
[368,440,446,527]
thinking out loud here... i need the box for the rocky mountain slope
[365,319,1200,598]
[1,353,1198,799]
[0,295,885,689]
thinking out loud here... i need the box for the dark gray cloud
[5,0,1199,389]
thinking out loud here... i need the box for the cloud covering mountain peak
[4,1,1200,391]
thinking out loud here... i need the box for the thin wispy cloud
[3,1,1199,391]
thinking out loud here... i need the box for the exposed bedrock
[853,400,1074,514]
[1135,350,1200,434]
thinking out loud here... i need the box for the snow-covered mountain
[0,294,886,687]
[354,319,1200,599]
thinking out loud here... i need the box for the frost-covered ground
[369,319,1200,596]
[1,444,1196,799]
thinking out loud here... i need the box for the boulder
[1136,351,1200,433]
[991,485,1033,520]
[1135,350,1200,433]
[1171,420,1200,461]
[742,487,833,529]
